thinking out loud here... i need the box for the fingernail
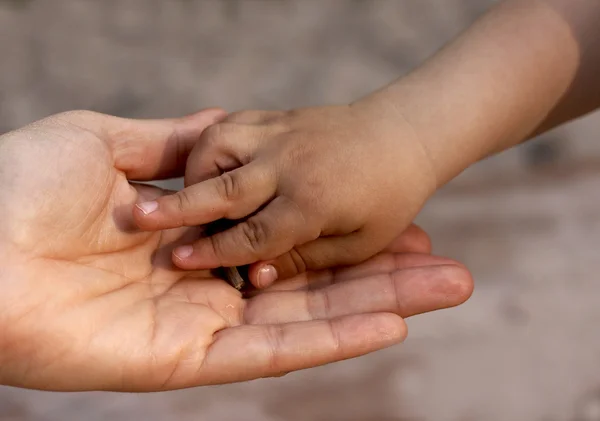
[173,245,194,260]
[257,265,278,288]
[136,201,158,216]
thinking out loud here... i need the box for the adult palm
[0,110,472,392]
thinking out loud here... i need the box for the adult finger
[383,224,432,254]
[101,108,228,180]
[244,262,473,325]
[193,313,406,386]
[254,252,460,294]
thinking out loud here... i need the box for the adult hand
[0,110,472,391]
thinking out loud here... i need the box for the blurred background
[1,0,600,420]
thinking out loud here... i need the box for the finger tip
[136,200,159,215]
[171,257,197,272]
[380,313,408,342]
[173,245,194,262]
[250,263,279,289]
[132,206,153,230]
[426,263,475,309]
[451,265,475,305]
[132,200,163,228]
[171,245,219,272]
[404,224,433,254]
[416,230,433,254]
[251,253,303,287]
[384,224,432,254]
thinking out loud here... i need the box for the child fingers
[133,163,277,230]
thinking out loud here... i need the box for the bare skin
[0,110,472,391]
[133,0,600,288]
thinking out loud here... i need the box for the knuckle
[215,172,240,202]
[58,109,96,121]
[241,217,270,253]
[227,110,259,123]
[279,196,320,242]
[326,320,343,355]
[304,220,322,243]
[265,113,291,131]
[200,124,223,147]
[206,123,239,140]
[307,288,333,320]
[288,248,309,274]
[49,110,100,128]
[263,325,285,373]
[389,272,406,314]
[173,190,193,213]
[209,234,228,265]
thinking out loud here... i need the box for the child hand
[133,102,437,287]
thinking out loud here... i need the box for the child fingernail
[257,265,278,288]
[173,245,194,260]
[136,201,158,215]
